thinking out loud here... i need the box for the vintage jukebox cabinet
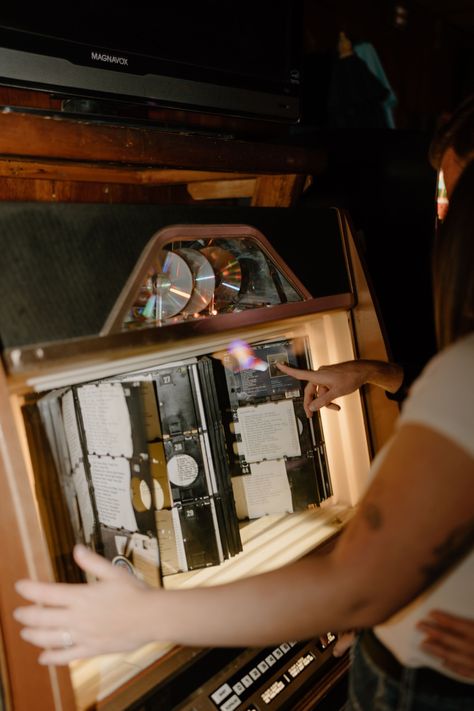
[0,199,399,711]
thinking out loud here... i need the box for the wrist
[362,361,404,394]
[385,366,408,402]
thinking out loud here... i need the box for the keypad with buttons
[208,634,336,710]
[209,641,304,708]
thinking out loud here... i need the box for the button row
[288,652,315,678]
[261,679,285,704]
[211,642,299,709]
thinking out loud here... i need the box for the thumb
[276,363,314,381]
[73,544,124,581]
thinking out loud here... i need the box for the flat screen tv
[0,2,302,122]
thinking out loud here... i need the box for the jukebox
[0,201,398,711]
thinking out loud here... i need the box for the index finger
[276,363,314,381]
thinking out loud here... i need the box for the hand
[277,362,367,417]
[417,610,474,679]
[13,544,155,665]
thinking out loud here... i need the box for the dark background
[294,0,474,382]
[301,0,474,131]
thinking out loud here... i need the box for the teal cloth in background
[354,42,398,128]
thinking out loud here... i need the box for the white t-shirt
[372,333,474,682]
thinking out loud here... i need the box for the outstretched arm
[277,360,404,416]
[14,423,473,665]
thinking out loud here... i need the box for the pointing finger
[276,363,315,381]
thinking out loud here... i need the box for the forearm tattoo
[360,504,473,588]
[422,519,474,586]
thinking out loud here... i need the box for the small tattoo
[362,503,383,530]
[422,520,474,585]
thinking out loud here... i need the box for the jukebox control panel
[172,634,337,711]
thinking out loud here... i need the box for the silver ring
[61,630,74,648]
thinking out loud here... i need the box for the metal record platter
[200,246,242,308]
[131,251,193,322]
[176,248,216,315]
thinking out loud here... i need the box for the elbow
[339,580,415,630]
[344,597,397,630]
[330,564,409,630]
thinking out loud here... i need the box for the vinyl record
[176,248,216,314]
[200,246,241,307]
[163,435,210,502]
[133,251,193,321]
[167,453,199,487]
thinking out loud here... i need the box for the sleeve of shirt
[398,334,474,458]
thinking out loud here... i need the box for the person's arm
[277,360,404,416]
[13,423,473,665]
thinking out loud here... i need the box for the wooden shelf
[0,108,325,205]
[0,109,326,172]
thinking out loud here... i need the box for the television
[0,2,302,123]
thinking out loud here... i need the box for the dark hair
[429,94,474,170]
[432,159,474,349]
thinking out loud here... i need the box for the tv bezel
[0,12,302,123]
